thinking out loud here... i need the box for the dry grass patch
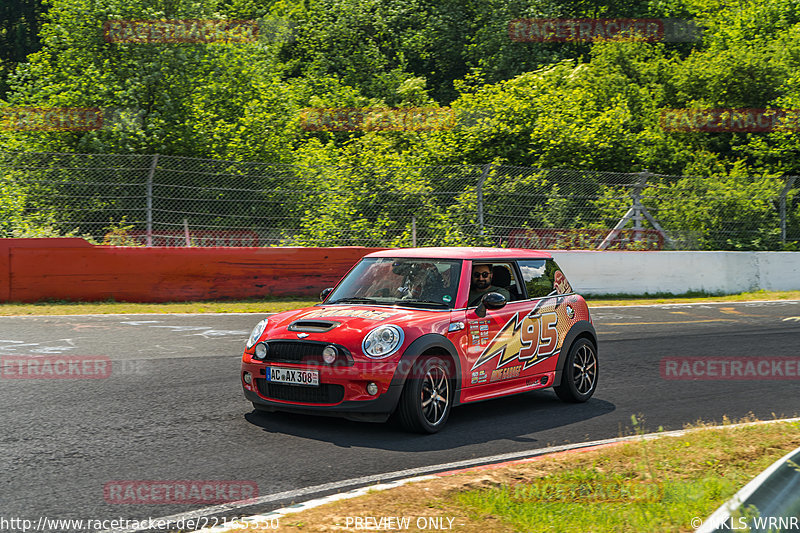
[219,419,800,533]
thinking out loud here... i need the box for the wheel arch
[553,321,597,387]
[394,333,463,405]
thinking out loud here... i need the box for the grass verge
[0,290,798,316]
[222,418,800,533]
[587,289,800,307]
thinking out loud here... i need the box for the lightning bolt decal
[471,312,525,371]
[471,299,561,372]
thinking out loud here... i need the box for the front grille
[262,341,352,366]
[255,379,345,404]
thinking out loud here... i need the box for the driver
[468,263,510,306]
[394,262,444,301]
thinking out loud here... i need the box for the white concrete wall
[549,251,800,295]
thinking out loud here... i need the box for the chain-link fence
[1,150,798,250]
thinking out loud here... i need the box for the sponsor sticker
[553,270,571,295]
[471,370,487,384]
[490,364,522,382]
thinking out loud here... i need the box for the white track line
[107,417,800,533]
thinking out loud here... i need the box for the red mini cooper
[241,248,597,433]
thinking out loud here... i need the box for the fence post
[145,154,158,247]
[599,170,650,250]
[599,170,674,250]
[411,216,417,247]
[780,176,796,245]
[477,164,492,238]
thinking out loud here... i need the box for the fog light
[366,382,378,396]
[322,345,338,364]
[243,372,252,384]
[254,342,268,360]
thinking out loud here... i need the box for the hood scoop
[288,320,340,333]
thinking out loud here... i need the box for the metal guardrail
[698,445,800,532]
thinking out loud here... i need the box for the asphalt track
[1,301,800,532]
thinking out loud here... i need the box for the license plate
[266,367,319,387]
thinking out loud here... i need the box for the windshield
[326,257,462,309]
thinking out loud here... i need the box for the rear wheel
[554,338,598,402]
[397,357,452,433]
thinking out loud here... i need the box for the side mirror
[320,287,333,301]
[475,292,506,318]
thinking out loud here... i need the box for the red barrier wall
[0,238,384,303]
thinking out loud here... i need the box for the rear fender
[553,321,597,386]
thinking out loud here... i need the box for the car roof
[365,247,554,260]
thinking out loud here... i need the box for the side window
[518,259,552,298]
[491,263,522,302]
[518,259,573,299]
[468,261,522,306]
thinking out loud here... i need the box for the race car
[241,247,597,433]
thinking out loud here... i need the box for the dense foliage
[1,0,799,248]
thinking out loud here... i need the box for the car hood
[257,304,452,349]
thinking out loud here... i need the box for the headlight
[253,342,268,360]
[322,345,338,364]
[246,318,269,349]
[362,324,404,359]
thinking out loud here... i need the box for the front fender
[390,333,464,405]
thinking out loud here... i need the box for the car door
[445,260,530,401]
[454,258,566,404]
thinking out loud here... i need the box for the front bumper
[241,358,406,421]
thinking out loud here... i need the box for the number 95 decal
[472,311,560,371]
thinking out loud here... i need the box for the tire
[397,357,452,433]
[554,338,598,403]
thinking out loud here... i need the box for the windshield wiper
[393,300,449,308]
[328,297,381,304]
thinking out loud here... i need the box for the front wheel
[397,357,452,433]
[554,338,598,403]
